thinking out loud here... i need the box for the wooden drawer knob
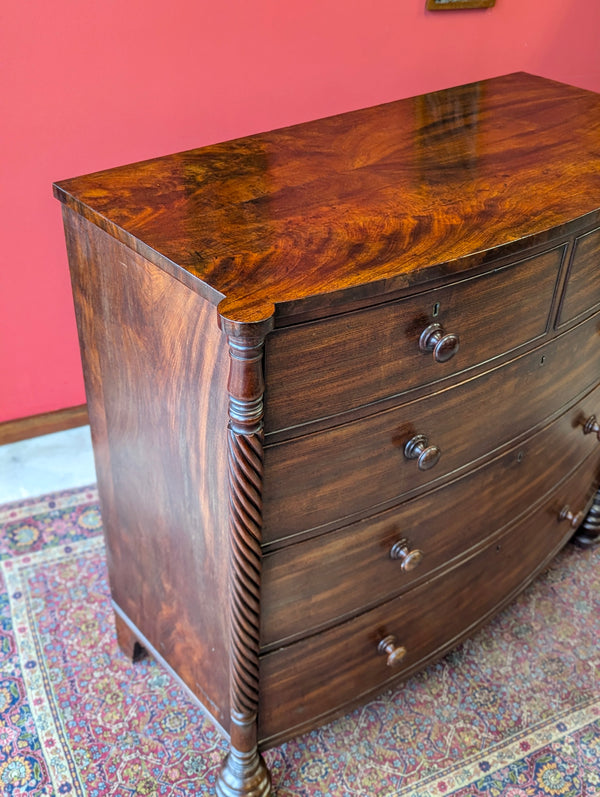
[419,322,460,363]
[404,434,441,470]
[559,505,584,529]
[377,635,407,667]
[583,415,600,440]
[389,539,424,571]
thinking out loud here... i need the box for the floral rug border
[1,487,599,796]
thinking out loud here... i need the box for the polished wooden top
[54,72,600,325]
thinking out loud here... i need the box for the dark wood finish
[114,612,147,663]
[0,404,89,446]
[217,320,273,797]
[575,486,600,546]
[418,322,460,363]
[260,380,600,647]
[54,73,600,326]
[426,0,495,9]
[262,311,600,541]
[62,207,232,728]
[258,452,600,744]
[263,245,564,431]
[557,227,600,328]
[54,74,600,793]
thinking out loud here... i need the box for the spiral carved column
[216,316,274,797]
[574,485,600,547]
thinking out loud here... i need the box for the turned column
[216,312,274,797]
[574,485,600,547]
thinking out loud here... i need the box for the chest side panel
[63,207,231,728]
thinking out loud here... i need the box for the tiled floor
[0,425,97,504]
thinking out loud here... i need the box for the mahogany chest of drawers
[54,72,600,795]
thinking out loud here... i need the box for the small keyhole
[517,451,524,463]
[540,356,546,365]
[433,302,440,317]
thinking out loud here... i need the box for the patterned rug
[0,487,599,797]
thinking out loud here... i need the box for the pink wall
[2,0,600,423]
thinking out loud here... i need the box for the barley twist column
[574,485,600,547]
[216,314,274,797]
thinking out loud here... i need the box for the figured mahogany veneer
[260,378,600,648]
[54,73,600,796]
[263,311,600,540]
[264,245,565,431]
[557,227,600,328]
[259,451,600,744]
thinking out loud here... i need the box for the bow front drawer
[262,311,600,541]
[260,379,600,648]
[264,246,565,432]
[258,452,600,745]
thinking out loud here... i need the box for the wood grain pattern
[264,245,564,431]
[219,426,272,796]
[0,404,89,446]
[557,226,600,328]
[262,310,600,541]
[54,73,600,794]
[217,321,273,796]
[62,208,232,728]
[227,431,264,714]
[258,451,600,745]
[260,378,600,647]
[426,0,495,9]
[53,73,600,325]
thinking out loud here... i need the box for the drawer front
[557,227,600,328]
[261,380,600,648]
[258,454,599,744]
[262,311,600,541]
[264,246,565,432]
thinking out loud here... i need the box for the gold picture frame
[426,0,495,9]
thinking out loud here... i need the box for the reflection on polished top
[53,72,600,324]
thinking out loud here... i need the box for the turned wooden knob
[419,322,460,363]
[404,434,441,470]
[389,539,424,571]
[559,505,584,529]
[377,635,407,666]
[583,415,600,440]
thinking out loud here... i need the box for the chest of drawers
[54,72,600,795]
